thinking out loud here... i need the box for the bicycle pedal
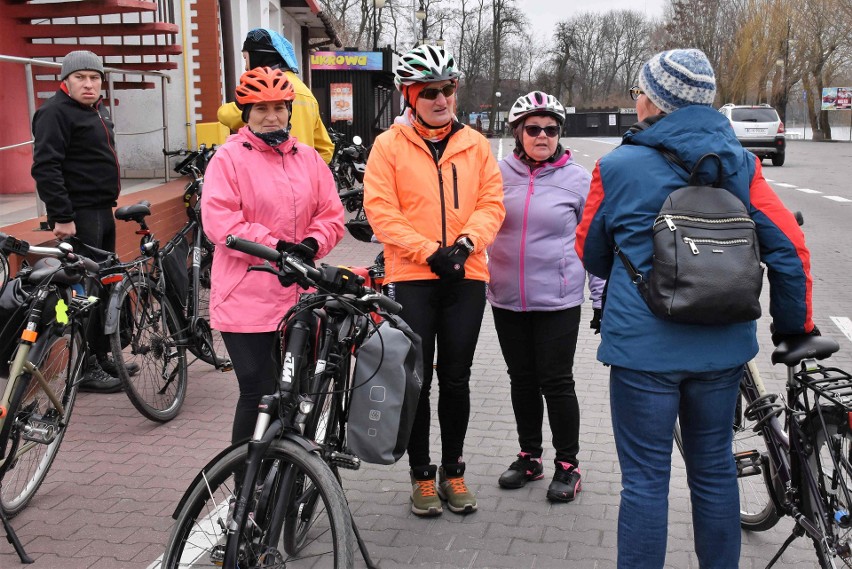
[218,360,233,372]
[21,417,60,445]
[734,449,762,477]
[328,451,361,470]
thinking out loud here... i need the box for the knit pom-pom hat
[638,49,716,114]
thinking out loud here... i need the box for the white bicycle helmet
[394,45,461,89]
[508,91,566,127]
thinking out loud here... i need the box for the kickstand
[765,524,804,569]
[0,506,33,564]
[350,511,378,569]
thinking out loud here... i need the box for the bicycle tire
[1,326,83,516]
[800,405,852,567]
[162,438,355,569]
[109,274,187,422]
[674,372,781,531]
[187,246,228,368]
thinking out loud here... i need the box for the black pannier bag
[617,152,763,325]
[162,236,190,311]
[347,313,423,465]
[0,279,31,378]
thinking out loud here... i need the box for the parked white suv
[719,103,786,166]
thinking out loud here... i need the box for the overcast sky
[517,0,666,43]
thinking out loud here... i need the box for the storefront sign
[330,83,354,122]
[311,51,383,71]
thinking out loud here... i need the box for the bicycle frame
[743,354,852,566]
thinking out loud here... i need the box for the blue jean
[609,365,743,569]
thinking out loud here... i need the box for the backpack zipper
[655,214,755,232]
[683,236,749,255]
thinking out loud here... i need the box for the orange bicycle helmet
[235,67,295,105]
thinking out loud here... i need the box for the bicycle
[102,201,191,422]
[328,128,366,194]
[162,145,230,373]
[0,234,100,564]
[162,235,405,569]
[674,334,852,567]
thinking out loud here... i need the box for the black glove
[771,324,821,347]
[276,238,318,288]
[590,308,602,334]
[426,244,469,283]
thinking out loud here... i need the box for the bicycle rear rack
[794,365,852,411]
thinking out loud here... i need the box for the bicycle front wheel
[110,275,187,422]
[188,247,228,368]
[1,326,83,516]
[163,438,355,569]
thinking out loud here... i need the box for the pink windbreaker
[201,127,344,333]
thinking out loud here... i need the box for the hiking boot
[546,461,582,503]
[410,465,442,517]
[438,463,477,514]
[99,355,140,377]
[79,359,123,393]
[498,452,544,489]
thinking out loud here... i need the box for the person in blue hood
[576,49,817,568]
[488,91,603,504]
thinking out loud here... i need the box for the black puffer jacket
[31,88,120,223]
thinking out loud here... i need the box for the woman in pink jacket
[201,67,344,445]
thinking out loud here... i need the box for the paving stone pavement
[3,139,846,568]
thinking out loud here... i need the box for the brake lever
[246,262,281,275]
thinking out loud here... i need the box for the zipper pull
[683,237,699,255]
[664,215,677,232]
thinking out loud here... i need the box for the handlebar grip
[225,235,281,263]
[77,254,100,275]
[375,294,402,315]
[338,188,363,199]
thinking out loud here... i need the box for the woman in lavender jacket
[487,91,603,503]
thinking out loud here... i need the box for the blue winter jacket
[488,150,604,312]
[576,106,814,372]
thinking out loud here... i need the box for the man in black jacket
[31,50,126,392]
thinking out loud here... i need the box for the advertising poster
[330,83,354,122]
[822,87,852,110]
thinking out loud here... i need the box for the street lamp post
[495,91,502,136]
[373,0,386,51]
[415,1,427,44]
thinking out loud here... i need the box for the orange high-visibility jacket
[364,123,505,283]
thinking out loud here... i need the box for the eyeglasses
[523,125,560,138]
[420,83,457,100]
[629,86,645,101]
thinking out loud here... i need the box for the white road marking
[795,188,822,194]
[774,182,797,188]
[497,137,504,161]
[831,317,852,344]
[824,196,852,203]
[765,178,774,182]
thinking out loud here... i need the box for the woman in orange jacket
[363,44,505,518]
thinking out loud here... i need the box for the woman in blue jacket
[488,91,603,503]
[576,49,816,568]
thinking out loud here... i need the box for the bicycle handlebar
[0,233,100,276]
[224,234,401,314]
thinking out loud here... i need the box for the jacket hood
[230,126,298,154]
[622,106,746,177]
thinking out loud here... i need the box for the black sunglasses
[629,86,645,101]
[420,83,457,100]
[523,125,560,138]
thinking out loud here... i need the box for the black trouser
[221,332,280,445]
[491,306,582,466]
[74,208,116,358]
[388,280,486,468]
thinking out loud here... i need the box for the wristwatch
[456,236,474,254]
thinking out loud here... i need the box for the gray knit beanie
[60,50,105,80]
[638,49,716,114]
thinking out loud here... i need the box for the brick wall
[1,179,190,274]
[190,0,225,123]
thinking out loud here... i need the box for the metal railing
[0,54,172,220]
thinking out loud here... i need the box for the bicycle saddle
[115,201,152,223]
[771,335,840,366]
